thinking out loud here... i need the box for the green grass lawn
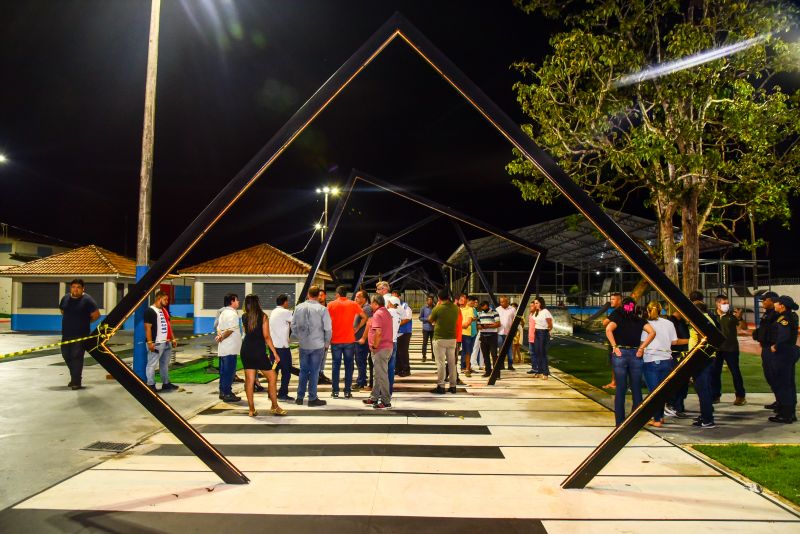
[545,336,799,394]
[693,444,800,505]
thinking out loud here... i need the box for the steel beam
[93,11,723,489]
[328,214,441,272]
[355,172,544,258]
[451,220,497,307]
[562,341,712,488]
[86,340,249,484]
[486,253,543,386]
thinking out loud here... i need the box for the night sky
[1,0,797,279]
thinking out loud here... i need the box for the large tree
[508,0,800,291]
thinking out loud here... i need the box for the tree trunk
[630,278,650,300]
[681,188,701,294]
[656,199,679,285]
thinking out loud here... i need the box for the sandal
[248,410,258,417]
[602,383,616,390]
[270,406,288,416]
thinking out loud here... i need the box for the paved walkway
[1,328,797,533]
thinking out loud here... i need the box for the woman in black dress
[241,294,287,416]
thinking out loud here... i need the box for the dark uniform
[753,294,779,406]
[767,296,798,423]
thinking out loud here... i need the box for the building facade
[178,243,331,334]
[1,245,136,331]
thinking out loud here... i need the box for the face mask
[720,303,730,313]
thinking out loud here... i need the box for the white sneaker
[663,405,677,417]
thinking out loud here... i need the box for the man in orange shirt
[327,285,368,398]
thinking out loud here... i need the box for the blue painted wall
[169,304,194,317]
[11,314,133,333]
[194,316,216,335]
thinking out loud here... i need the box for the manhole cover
[81,441,133,453]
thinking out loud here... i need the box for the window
[202,283,245,310]
[0,243,11,253]
[116,283,125,305]
[252,283,296,310]
[84,283,104,308]
[37,246,53,257]
[21,282,59,308]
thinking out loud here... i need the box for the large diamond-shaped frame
[88,13,723,488]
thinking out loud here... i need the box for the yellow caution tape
[0,333,102,360]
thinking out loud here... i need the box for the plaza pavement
[1,322,798,533]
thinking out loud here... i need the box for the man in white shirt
[385,294,401,393]
[496,296,517,371]
[270,293,295,401]
[215,293,242,403]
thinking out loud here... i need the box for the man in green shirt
[429,288,459,394]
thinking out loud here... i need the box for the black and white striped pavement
[3,323,798,533]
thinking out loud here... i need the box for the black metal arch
[298,171,545,391]
[87,12,722,488]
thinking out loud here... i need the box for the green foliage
[509,0,800,257]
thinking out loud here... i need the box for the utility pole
[134,0,161,379]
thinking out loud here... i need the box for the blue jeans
[693,359,715,424]
[275,347,292,398]
[330,342,355,394]
[389,342,397,394]
[460,335,475,368]
[498,334,513,367]
[532,329,550,375]
[218,354,237,395]
[528,342,539,372]
[612,348,644,426]
[297,347,324,401]
[146,342,172,386]
[355,341,370,388]
[643,359,673,422]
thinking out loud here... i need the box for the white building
[1,245,136,331]
[177,243,331,334]
[0,224,73,316]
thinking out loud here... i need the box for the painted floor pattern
[3,334,799,533]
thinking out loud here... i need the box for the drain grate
[81,441,133,453]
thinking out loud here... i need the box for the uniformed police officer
[753,291,779,409]
[767,295,799,424]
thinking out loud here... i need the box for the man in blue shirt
[419,295,435,362]
[59,279,99,390]
[291,285,332,407]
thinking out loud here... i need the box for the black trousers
[767,346,798,418]
[61,341,85,385]
[711,350,745,398]
[275,347,293,397]
[396,333,412,374]
[422,330,433,359]
[479,334,498,372]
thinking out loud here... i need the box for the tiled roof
[178,243,331,279]
[0,245,137,277]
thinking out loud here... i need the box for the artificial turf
[693,444,800,505]
[155,357,243,384]
[545,336,799,394]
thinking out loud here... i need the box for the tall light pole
[134,0,161,380]
[315,186,340,243]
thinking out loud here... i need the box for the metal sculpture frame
[298,171,545,390]
[88,12,723,488]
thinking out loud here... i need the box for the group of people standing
[605,290,798,428]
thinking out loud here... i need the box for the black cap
[777,295,798,311]
[762,291,779,300]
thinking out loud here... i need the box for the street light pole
[134,0,161,379]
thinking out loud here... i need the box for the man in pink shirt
[364,294,394,409]
[327,286,367,398]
